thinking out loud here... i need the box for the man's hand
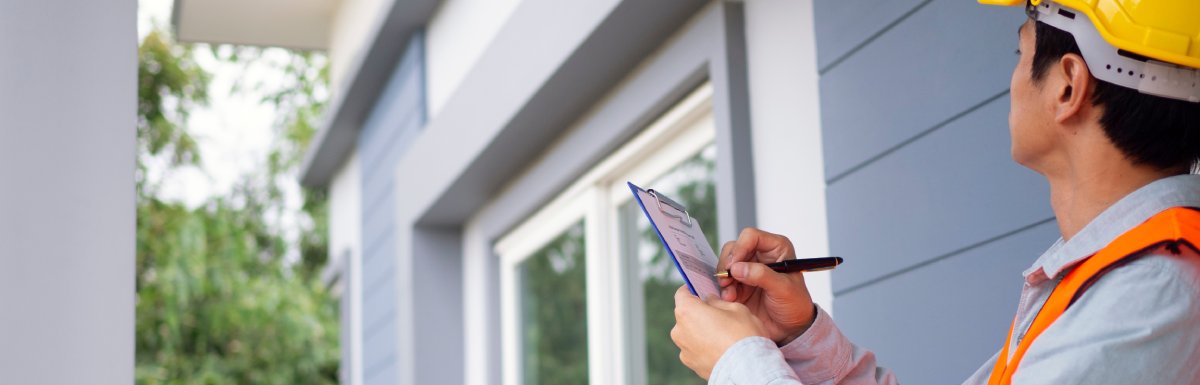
[718,228,817,345]
[671,286,767,380]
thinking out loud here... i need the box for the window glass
[623,144,716,385]
[518,221,589,385]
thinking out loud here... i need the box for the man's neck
[1047,156,1183,241]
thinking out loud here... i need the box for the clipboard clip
[647,189,693,227]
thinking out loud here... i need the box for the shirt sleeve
[707,337,803,385]
[707,306,899,385]
[1008,253,1200,385]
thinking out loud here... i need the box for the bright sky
[139,0,290,208]
[139,0,311,262]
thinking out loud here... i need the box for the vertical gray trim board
[358,32,426,385]
[411,225,464,385]
[711,2,757,241]
[0,1,135,384]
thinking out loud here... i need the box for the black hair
[1031,21,1200,172]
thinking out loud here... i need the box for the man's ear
[1053,53,1092,125]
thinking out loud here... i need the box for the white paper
[631,184,721,298]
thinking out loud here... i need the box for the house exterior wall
[0,1,135,384]
[813,1,1057,383]
[357,33,426,385]
[424,0,523,118]
[313,1,1071,384]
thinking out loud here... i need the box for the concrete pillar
[0,1,135,384]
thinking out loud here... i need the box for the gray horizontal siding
[833,220,1059,384]
[815,1,1056,383]
[813,0,928,71]
[826,95,1051,294]
[358,32,426,385]
[819,0,1021,181]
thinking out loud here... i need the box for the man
[671,1,1200,383]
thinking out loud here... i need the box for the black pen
[713,257,843,278]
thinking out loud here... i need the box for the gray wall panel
[834,220,1058,385]
[826,96,1051,293]
[358,33,426,385]
[819,1,1023,180]
[812,0,928,71]
[411,226,464,385]
[362,258,396,335]
[362,317,399,384]
[360,235,398,301]
[362,196,396,264]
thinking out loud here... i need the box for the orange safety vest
[987,207,1200,385]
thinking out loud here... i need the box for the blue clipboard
[628,181,721,298]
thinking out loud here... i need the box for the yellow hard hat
[982,0,1200,102]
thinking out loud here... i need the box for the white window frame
[495,82,715,385]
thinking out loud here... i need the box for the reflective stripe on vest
[987,207,1200,385]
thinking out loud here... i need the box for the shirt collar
[1024,174,1200,283]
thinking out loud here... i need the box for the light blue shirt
[709,174,1200,384]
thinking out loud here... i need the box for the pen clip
[648,189,693,227]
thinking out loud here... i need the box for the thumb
[730,261,791,293]
[675,285,701,306]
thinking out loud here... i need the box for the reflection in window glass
[624,144,717,385]
[519,221,589,385]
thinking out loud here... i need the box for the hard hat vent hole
[1057,9,1076,19]
[1117,68,1123,74]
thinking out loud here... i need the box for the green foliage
[137,29,208,190]
[135,25,338,385]
[519,222,590,385]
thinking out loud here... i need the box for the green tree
[135,26,338,385]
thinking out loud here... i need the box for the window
[619,145,715,385]
[498,83,715,385]
[518,221,589,384]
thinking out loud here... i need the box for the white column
[743,0,835,312]
[0,1,135,384]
